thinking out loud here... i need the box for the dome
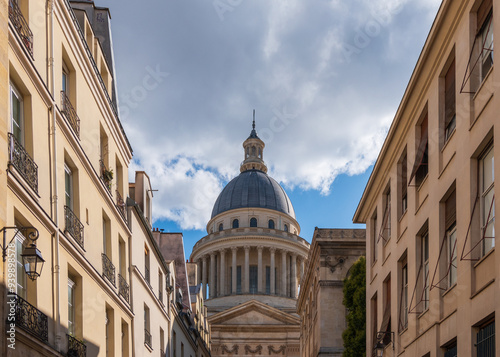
[211,169,296,219]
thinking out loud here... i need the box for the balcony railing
[102,253,116,287]
[65,206,84,249]
[61,91,81,139]
[144,329,152,348]
[99,160,112,195]
[145,266,150,284]
[8,133,38,193]
[8,0,33,57]
[118,274,130,304]
[115,190,127,222]
[12,293,48,343]
[67,334,87,357]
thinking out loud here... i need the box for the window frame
[250,217,257,227]
[421,232,430,311]
[479,144,495,256]
[10,82,24,146]
[447,224,458,287]
[64,163,73,211]
[68,277,76,335]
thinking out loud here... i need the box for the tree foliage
[342,256,366,357]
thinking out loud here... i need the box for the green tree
[342,256,366,357]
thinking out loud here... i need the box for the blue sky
[104,0,443,258]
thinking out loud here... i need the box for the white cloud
[108,0,442,230]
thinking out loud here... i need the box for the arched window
[232,219,239,229]
[218,223,223,231]
[246,147,249,158]
[284,224,288,232]
[268,219,275,229]
[258,148,262,158]
[250,218,257,227]
[252,146,256,156]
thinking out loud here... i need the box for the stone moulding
[268,345,286,355]
[221,344,239,355]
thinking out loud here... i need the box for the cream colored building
[0,0,134,356]
[190,121,309,356]
[354,0,498,356]
[297,228,365,357]
[129,171,173,356]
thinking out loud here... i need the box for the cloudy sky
[105,0,442,257]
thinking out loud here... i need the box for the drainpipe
[48,0,61,351]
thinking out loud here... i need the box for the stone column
[231,247,237,294]
[257,246,263,293]
[270,247,276,295]
[197,260,201,285]
[202,256,208,299]
[210,252,216,299]
[300,256,305,281]
[281,250,287,297]
[291,253,297,298]
[244,246,250,293]
[220,249,226,296]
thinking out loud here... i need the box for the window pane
[449,229,457,286]
[482,147,494,190]
[11,90,22,143]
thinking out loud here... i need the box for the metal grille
[12,293,48,343]
[65,206,84,248]
[477,321,495,357]
[8,133,38,193]
[115,190,127,222]
[144,329,152,348]
[102,253,116,287]
[8,0,33,57]
[61,91,81,139]
[118,274,130,304]
[67,333,87,357]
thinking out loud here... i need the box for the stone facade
[297,228,366,357]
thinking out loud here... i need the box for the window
[68,277,76,335]
[105,306,114,356]
[181,342,184,357]
[381,187,391,242]
[160,328,165,355]
[62,62,69,95]
[268,219,275,229]
[232,219,239,229]
[145,245,150,284]
[476,320,495,356]
[480,145,495,256]
[102,215,111,257]
[250,217,257,227]
[10,83,24,145]
[144,304,151,347]
[381,275,391,345]
[421,232,430,310]
[444,59,456,142]
[410,114,428,186]
[371,210,378,263]
[65,164,73,210]
[218,223,223,231]
[444,342,457,357]
[445,190,457,287]
[284,224,288,232]
[249,265,257,293]
[399,259,408,331]
[173,330,177,357]
[400,152,408,216]
[477,0,493,83]
[159,270,163,302]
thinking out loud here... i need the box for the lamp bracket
[1,226,40,262]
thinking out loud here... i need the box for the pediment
[208,299,300,326]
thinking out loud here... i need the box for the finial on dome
[252,109,255,130]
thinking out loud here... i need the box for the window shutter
[445,191,456,230]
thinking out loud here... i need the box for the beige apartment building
[297,228,365,357]
[354,0,498,356]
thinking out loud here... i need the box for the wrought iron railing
[118,274,130,304]
[61,91,81,139]
[99,159,112,195]
[67,334,87,357]
[115,190,127,222]
[144,329,152,348]
[8,133,38,193]
[12,293,48,343]
[65,206,84,249]
[8,0,33,57]
[102,253,116,287]
[145,266,150,284]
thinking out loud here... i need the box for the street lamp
[374,331,394,357]
[1,226,44,280]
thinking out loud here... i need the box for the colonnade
[196,246,306,300]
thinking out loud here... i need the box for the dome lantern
[241,110,267,173]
